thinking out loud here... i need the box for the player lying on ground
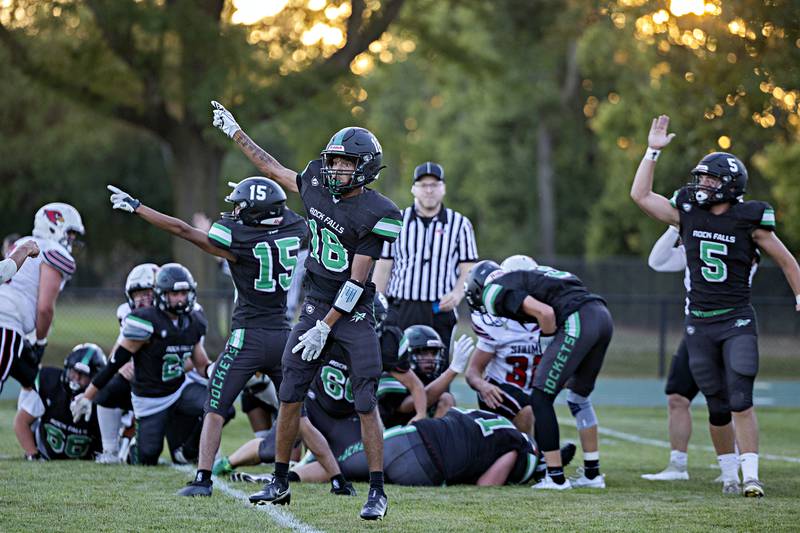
[466,261,613,491]
[630,115,800,497]
[212,100,403,519]
[14,344,106,461]
[466,254,540,435]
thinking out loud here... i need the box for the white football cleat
[641,462,689,481]
[742,478,764,498]
[95,452,121,464]
[570,468,606,489]
[722,479,741,495]
[531,476,572,491]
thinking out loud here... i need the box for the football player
[287,408,575,487]
[466,254,540,434]
[630,115,800,497]
[72,264,212,466]
[465,260,613,490]
[378,325,473,427]
[106,177,305,494]
[0,238,40,284]
[14,344,106,461]
[0,203,84,393]
[212,101,403,519]
[94,263,159,463]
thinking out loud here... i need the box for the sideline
[173,464,324,533]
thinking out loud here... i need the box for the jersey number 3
[700,240,728,282]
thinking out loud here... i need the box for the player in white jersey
[0,239,40,284]
[0,203,84,392]
[466,255,540,433]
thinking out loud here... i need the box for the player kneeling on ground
[466,260,613,490]
[14,344,106,461]
[72,264,212,466]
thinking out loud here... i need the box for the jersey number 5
[700,240,728,282]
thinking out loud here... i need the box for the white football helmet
[32,202,85,252]
[125,263,159,308]
[501,254,538,272]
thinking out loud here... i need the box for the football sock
[288,471,301,482]
[740,452,759,481]
[583,451,600,479]
[195,469,212,484]
[670,450,688,469]
[547,466,566,485]
[369,471,385,493]
[274,462,290,486]
[330,473,346,488]
[97,406,123,454]
[717,453,740,482]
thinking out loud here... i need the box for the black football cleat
[560,442,577,467]
[359,489,388,520]
[330,478,357,496]
[249,478,291,506]
[177,480,212,497]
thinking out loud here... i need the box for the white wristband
[645,148,661,161]
[795,294,800,306]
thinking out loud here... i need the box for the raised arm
[0,240,39,283]
[630,115,680,226]
[106,185,236,262]
[753,229,800,311]
[210,101,298,193]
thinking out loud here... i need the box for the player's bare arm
[13,408,38,456]
[210,100,298,193]
[465,348,504,409]
[321,253,375,328]
[753,229,800,311]
[520,296,557,335]
[35,263,62,342]
[476,450,518,486]
[391,369,428,421]
[439,261,474,312]
[298,418,342,479]
[372,258,393,294]
[190,341,212,379]
[82,337,145,402]
[106,185,237,263]
[630,115,680,226]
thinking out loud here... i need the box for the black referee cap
[413,162,445,183]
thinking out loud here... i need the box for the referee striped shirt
[381,206,478,301]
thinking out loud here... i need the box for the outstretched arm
[392,369,427,422]
[106,185,236,262]
[476,450,518,486]
[210,101,298,193]
[630,115,680,226]
[753,229,800,311]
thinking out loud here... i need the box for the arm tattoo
[236,134,281,175]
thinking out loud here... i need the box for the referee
[374,162,478,358]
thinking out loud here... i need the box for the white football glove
[448,334,475,374]
[211,100,241,139]
[107,185,141,213]
[292,320,331,361]
[70,394,93,423]
[539,334,556,354]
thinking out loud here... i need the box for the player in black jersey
[74,264,212,466]
[213,101,402,519]
[14,344,106,460]
[465,261,613,490]
[631,115,800,497]
[106,177,306,495]
[285,408,576,487]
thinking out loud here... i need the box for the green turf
[1,401,798,532]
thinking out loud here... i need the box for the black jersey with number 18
[296,160,402,301]
[670,187,774,314]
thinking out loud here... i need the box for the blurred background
[1,0,798,379]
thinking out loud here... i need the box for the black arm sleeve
[92,345,134,389]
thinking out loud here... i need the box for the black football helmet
[62,343,107,394]
[373,292,389,333]
[464,260,503,314]
[320,127,385,196]
[222,177,287,226]
[688,152,748,206]
[154,263,197,315]
[401,325,446,384]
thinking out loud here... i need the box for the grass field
[43,300,800,379]
[2,400,799,532]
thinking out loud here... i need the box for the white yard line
[173,465,324,533]
[556,418,800,464]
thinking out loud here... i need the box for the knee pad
[351,376,378,414]
[566,390,598,430]
[727,373,754,412]
[705,393,732,427]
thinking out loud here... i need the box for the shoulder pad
[208,220,233,248]
[36,366,62,395]
[40,241,76,278]
[470,315,494,341]
[122,308,157,341]
[191,308,209,333]
[367,199,403,241]
[116,302,132,324]
[739,200,776,231]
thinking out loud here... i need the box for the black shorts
[279,298,382,413]
[304,392,362,457]
[337,425,443,486]
[477,377,531,420]
[387,299,458,360]
[664,338,699,401]
[95,373,134,411]
[533,301,613,397]
[685,306,759,408]
[206,328,286,416]
[0,328,38,390]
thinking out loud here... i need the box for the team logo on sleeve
[305,304,316,315]
[351,312,366,323]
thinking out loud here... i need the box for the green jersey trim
[209,223,232,247]
[372,217,403,238]
[760,208,776,227]
[690,308,734,318]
